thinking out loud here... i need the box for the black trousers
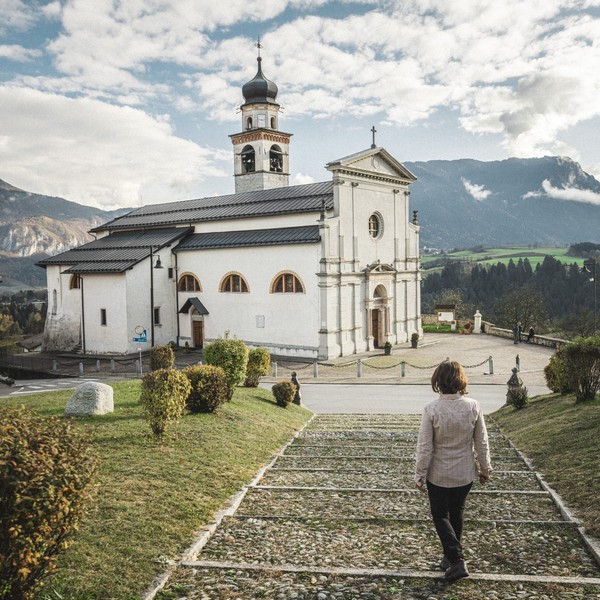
[426,480,472,561]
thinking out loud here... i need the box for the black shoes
[439,556,452,571]
[445,558,469,581]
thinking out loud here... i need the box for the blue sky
[1,0,600,209]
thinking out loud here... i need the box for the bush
[544,350,573,393]
[149,344,175,371]
[507,386,529,409]
[562,336,600,403]
[204,337,249,400]
[272,381,296,408]
[183,365,228,413]
[245,347,271,387]
[0,407,97,599]
[139,369,191,437]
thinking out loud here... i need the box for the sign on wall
[132,325,148,343]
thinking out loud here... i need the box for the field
[421,246,585,273]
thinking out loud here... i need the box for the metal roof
[96,182,333,231]
[37,228,190,272]
[179,297,209,315]
[175,225,321,252]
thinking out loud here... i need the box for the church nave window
[272,272,304,293]
[241,145,255,173]
[220,273,249,293]
[69,274,82,289]
[368,213,383,239]
[178,273,202,292]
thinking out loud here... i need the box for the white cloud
[0,86,227,209]
[524,179,600,205]
[292,172,316,185]
[462,178,491,201]
[0,45,42,61]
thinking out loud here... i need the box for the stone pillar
[474,310,482,334]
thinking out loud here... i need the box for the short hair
[431,360,468,395]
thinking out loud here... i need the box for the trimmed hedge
[272,381,296,408]
[149,344,175,371]
[0,408,97,599]
[245,347,271,387]
[204,337,249,400]
[139,369,191,437]
[183,365,228,413]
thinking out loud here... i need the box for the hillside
[405,156,600,248]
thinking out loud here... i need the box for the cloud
[0,45,42,61]
[462,178,491,201]
[0,86,228,209]
[524,179,600,205]
[292,172,316,185]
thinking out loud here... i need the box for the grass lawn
[1,380,311,600]
[491,393,600,537]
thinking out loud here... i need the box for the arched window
[269,145,283,172]
[220,273,249,293]
[271,272,304,294]
[246,116,253,130]
[368,213,383,239]
[178,273,202,292]
[241,145,255,173]
[69,274,82,289]
[270,116,276,129]
[52,289,57,315]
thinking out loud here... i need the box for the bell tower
[230,44,292,193]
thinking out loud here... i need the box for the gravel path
[155,415,600,600]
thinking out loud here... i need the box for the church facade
[39,55,422,360]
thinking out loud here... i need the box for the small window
[241,145,255,173]
[153,307,161,325]
[100,308,107,326]
[168,267,174,279]
[178,273,201,292]
[220,273,249,293]
[270,116,276,129]
[52,289,57,315]
[246,116,253,130]
[272,273,304,294]
[69,274,82,289]
[368,213,382,239]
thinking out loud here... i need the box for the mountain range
[1,155,599,289]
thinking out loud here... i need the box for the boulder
[65,382,114,417]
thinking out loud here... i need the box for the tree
[495,285,548,331]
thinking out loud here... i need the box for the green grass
[491,393,600,537]
[1,381,311,599]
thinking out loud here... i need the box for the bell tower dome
[230,44,292,193]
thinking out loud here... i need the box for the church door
[192,321,204,348]
[371,310,380,348]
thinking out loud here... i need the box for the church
[39,53,422,360]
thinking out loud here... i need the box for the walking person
[415,360,493,582]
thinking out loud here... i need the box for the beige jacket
[415,394,492,487]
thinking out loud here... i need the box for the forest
[422,254,598,338]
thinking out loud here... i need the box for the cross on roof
[255,37,262,57]
[371,125,377,148]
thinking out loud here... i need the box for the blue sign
[133,326,148,343]
[132,336,147,342]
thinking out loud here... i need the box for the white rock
[65,382,114,417]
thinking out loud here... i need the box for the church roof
[241,56,279,106]
[37,227,190,272]
[175,225,321,251]
[95,181,333,232]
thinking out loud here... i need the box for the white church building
[39,54,422,360]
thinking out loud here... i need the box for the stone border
[141,414,316,600]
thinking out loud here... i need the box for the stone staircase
[155,415,600,599]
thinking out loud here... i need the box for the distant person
[527,326,535,343]
[415,361,493,582]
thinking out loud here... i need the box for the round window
[368,213,383,239]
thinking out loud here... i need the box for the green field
[421,246,585,273]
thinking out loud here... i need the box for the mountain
[405,156,600,249]
[0,181,130,289]
[2,155,600,289]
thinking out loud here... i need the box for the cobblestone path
[158,415,600,599]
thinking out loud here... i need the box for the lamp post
[150,248,164,347]
[582,259,597,334]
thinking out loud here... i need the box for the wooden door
[192,321,204,348]
[371,310,380,348]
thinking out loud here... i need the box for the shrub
[507,386,529,409]
[183,365,228,413]
[272,381,296,408]
[139,369,191,437]
[245,347,271,387]
[149,344,175,371]
[561,336,600,403]
[204,337,249,400]
[544,350,573,393]
[0,407,97,599]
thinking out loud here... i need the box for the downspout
[174,252,180,343]
[80,277,86,354]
